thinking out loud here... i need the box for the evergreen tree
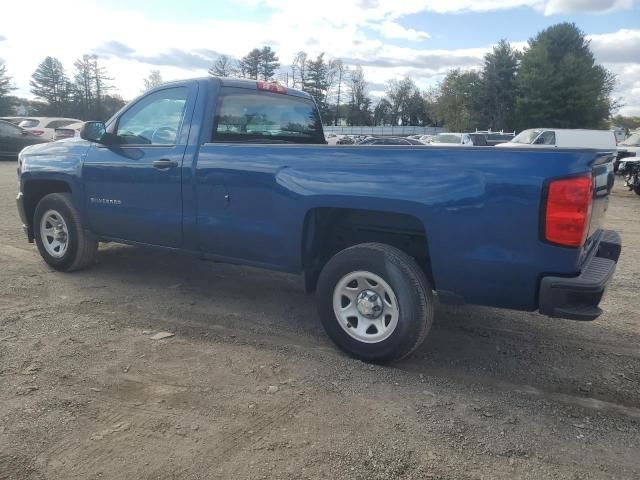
[304,53,330,118]
[238,48,261,80]
[0,61,14,115]
[515,23,614,129]
[30,57,70,113]
[477,40,518,130]
[258,46,279,81]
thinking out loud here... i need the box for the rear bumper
[538,230,621,321]
[16,192,33,242]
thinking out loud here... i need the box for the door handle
[153,159,178,169]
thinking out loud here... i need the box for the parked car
[497,129,616,149]
[428,133,473,146]
[0,116,27,125]
[336,135,356,145]
[359,136,425,145]
[0,120,49,160]
[418,134,434,144]
[614,132,640,172]
[16,77,620,363]
[472,130,515,146]
[18,117,83,140]
[53,122,85,141]
[468,133,488,146]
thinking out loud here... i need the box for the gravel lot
[1,160,639,479]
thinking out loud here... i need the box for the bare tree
[209,54,237,77]
[142,70,163,92]
[328,59,346,126]
[291,51,308,90]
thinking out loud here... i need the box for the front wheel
[316,243,434,363]
[34,193,98,271]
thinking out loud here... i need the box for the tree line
[204,22,620,131]
[0,22,631,130]
[0,55,126,121]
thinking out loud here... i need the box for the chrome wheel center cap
[356,290,383,319]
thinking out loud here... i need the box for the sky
[0,0,639,115]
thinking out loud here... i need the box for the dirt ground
[0,160,639,480]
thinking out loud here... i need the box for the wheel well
[23,180,72,227]
[302,207,434,292]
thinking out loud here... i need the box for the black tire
[316,243,434,363]
[34,192,97,271]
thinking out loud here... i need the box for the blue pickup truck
[16,77,621,362]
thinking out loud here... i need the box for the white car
[427,133,473,147]
[496,128,616,149]
[53,122,85,141]
[615,132,640,172]
[18,117,83,140]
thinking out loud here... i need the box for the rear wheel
[316,243,434,363]
[34,193,97,271]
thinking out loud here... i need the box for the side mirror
[80,121,107,143]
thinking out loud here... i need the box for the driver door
[82,85,196,247]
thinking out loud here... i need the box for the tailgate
[582,153,615,258]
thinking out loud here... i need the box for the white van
[496,128,616,149]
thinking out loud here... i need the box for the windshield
[620,133,640,146]
[19,119,40,128]
[511,129,541,144]
[432,134,461,144]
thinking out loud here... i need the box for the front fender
[19,138,93,225]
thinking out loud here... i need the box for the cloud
[237,0,633,17]
[94,40,222,70]
[344,52,481,70]
[0,0,637,115]
[543,0,634,14]
[588,29,640,64]
[94,41,136,57]
[370,21,430,41]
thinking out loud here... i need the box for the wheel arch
[301,206,434,293]
[22,179,73,235]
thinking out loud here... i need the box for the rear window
[45,119,76,129]
[19,119,40,128]
[213,89,324,144]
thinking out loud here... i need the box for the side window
[0,122,20,136]
[116,87,188,145]
[213,89,324,144]
[535,131,556,145]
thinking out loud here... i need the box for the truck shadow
[81,242,640,409]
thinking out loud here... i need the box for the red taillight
[30,130,44,136]
[256,81,287,94]
[544,175,593,247]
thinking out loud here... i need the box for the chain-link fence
[324,126,445,136]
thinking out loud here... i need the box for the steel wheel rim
[40,209,69,258]
[332,271,400,344]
